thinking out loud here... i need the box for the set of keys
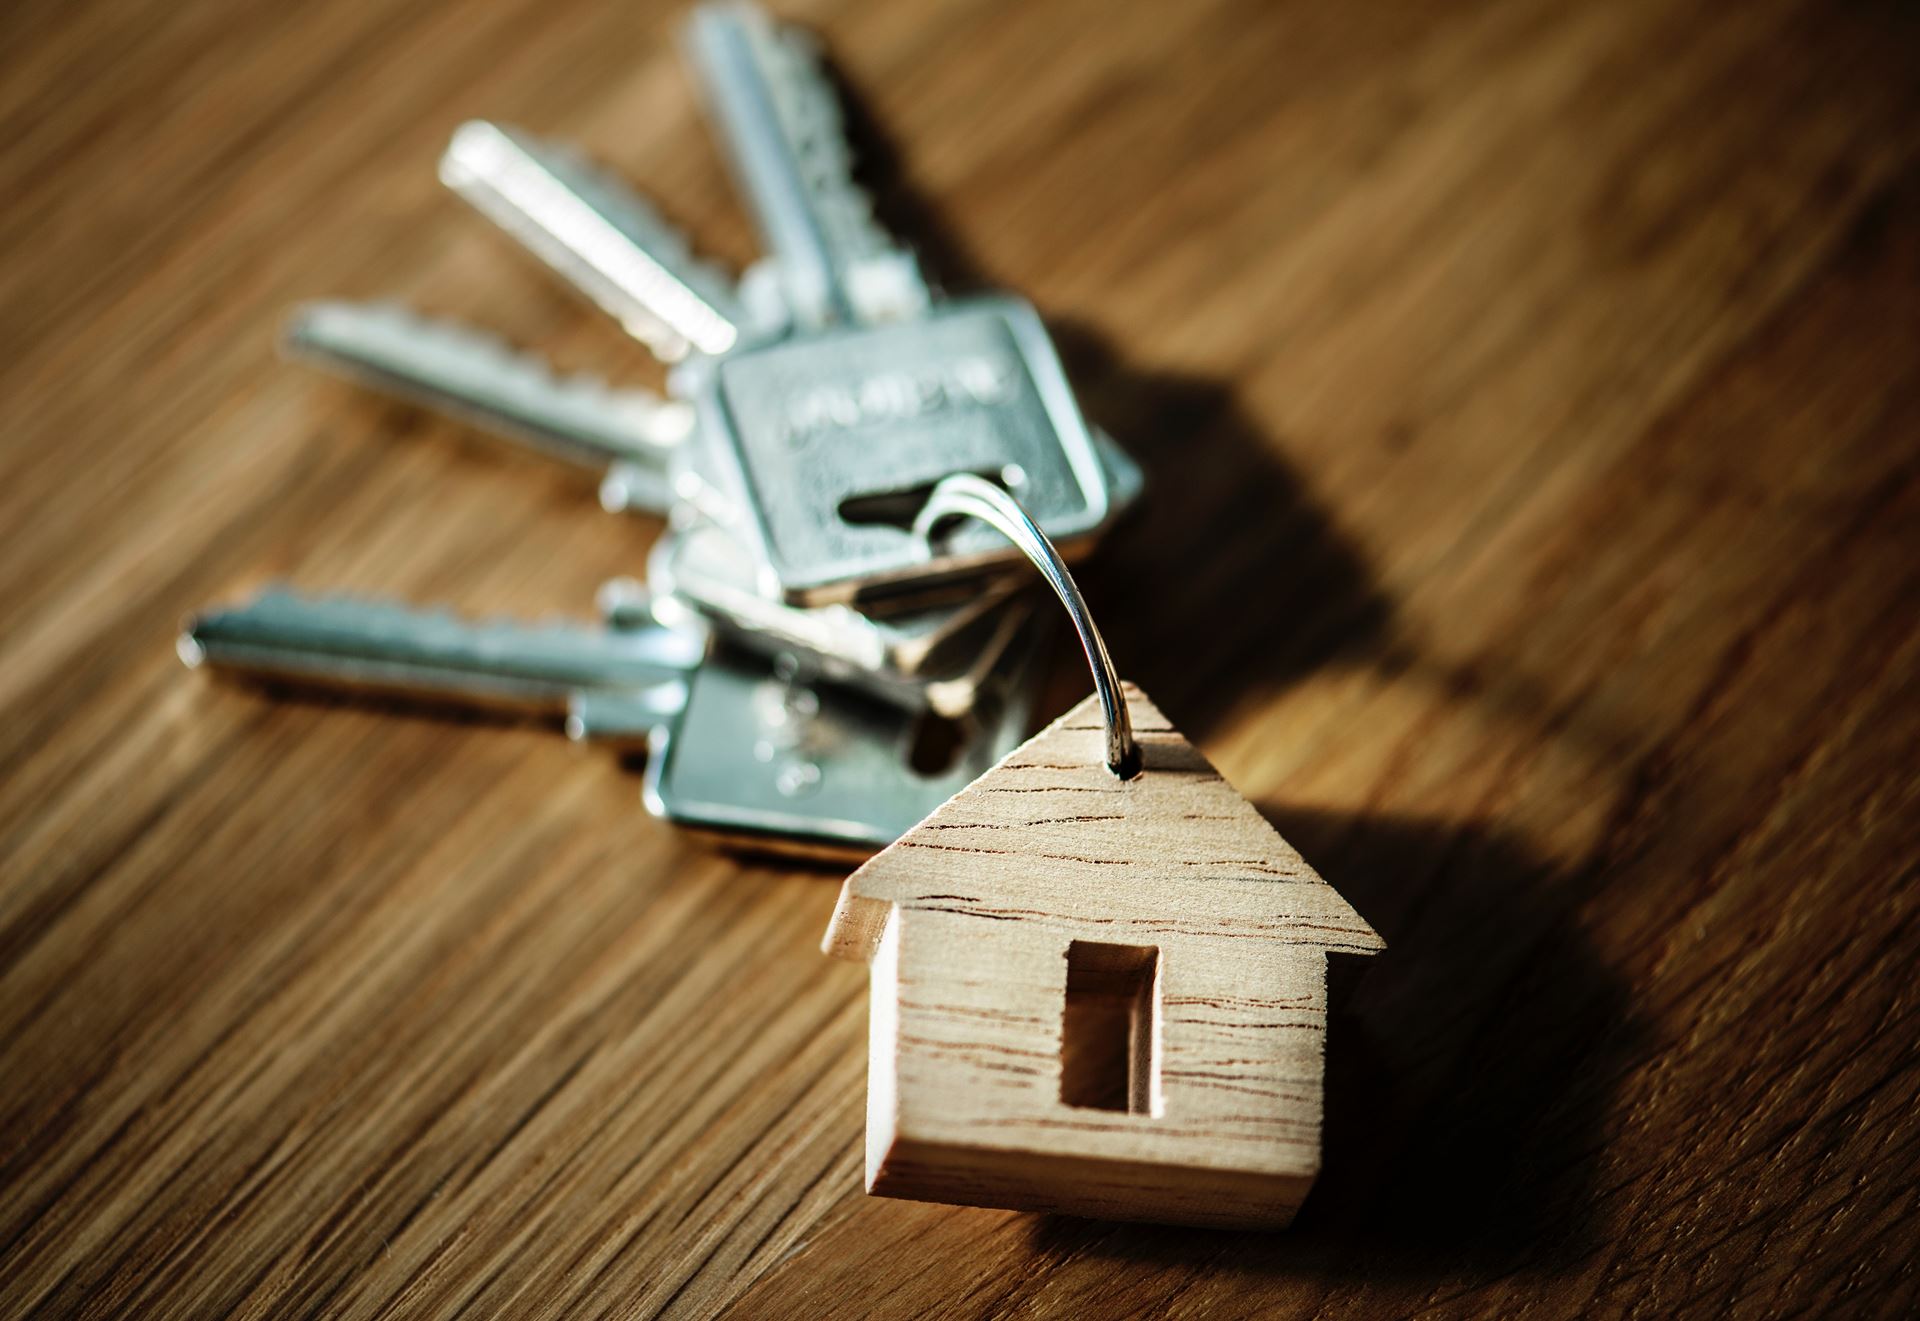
[180,2,1142,857]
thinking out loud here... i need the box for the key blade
[440,120,744,360]
[285,302,691,511]
[684,4,925,327]
[181,588,705,716]
[565,684,688,747]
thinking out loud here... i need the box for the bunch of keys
[181,1,1143,858]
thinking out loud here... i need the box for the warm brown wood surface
[2,0,1917,1316]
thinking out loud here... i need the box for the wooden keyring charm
[832,474,1384,1230]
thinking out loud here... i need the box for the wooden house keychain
[821,475,1384,1229]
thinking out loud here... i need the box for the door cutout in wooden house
[1061,940,1161,1115]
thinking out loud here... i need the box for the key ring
[914,474,1141,779]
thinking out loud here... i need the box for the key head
[651,519,1030,678]
[643,627,1043,857]
[695,295,1110,605]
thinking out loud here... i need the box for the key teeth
[764,24,884,240]
[197,587,709,665]
[286,299,692,440]
[218,587,510,637]
[755,10,927,301]
[514,131,700,260]
[445,120,743,358]
[292,298,568,385]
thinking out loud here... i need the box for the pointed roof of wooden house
[825,684,1384,963]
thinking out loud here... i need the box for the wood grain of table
[3,0,1917,1316]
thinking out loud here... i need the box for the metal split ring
[914,474,1140,779]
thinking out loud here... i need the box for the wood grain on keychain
[824,685,1382,1229]
[2,0,1918,1316]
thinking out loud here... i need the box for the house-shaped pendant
[823,684,1384,1230]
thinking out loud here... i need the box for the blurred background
[2,0,1917,1316]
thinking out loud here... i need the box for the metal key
[412,52,1124,603]
[640,621,1047,859]
[441,120,747,361]
[275,298,1084,714]
[684,2,927,329]
[644,528,1033,718]
[665,410,1142,585]
[179,582,1044,859]
[197,1,1144,860]
[676,291,1112,604]
[180,586,704,723]
[557,575,1047,855]
[650,415,1140,694]
[646,526,1021,685]
[285,301,692,514]
[668,5,1114,602]
[279,294,1135,710]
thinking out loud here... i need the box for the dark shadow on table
[844,48,1628,775]
[837,58,1406,740]
[1022,808,1642,1282]
[1051,322,1404,739]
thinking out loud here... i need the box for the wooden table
[4,0,1916,1315]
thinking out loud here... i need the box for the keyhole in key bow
[837,467,1024,533]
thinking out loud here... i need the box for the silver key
[441,120,747,360]
[680,294,1111,604]
[663,384,1140,575]
[642,622,1045,858]
[684,2,927,327]
[179,586,703,721]
[284,301,694,515]
[674,7,1109,600]
[642,421,1138,708]
[416,20,1128,603]
[564,685,690,748]
[642,524,1027,716]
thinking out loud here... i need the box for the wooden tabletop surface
[4,0,1917,1315]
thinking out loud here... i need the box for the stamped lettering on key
[702,297,1109,602]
